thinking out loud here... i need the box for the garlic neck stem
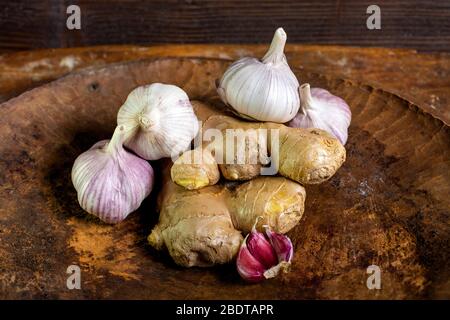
[299,83,315,113]
[262,28,287,65]
[106,125,127,153]
[251,216,264,233]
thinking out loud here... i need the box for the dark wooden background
[0,0,450,53]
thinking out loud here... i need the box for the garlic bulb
[71,125,154,224]
[117,83,199,160]
[288,83,352,145]
[217,27,300,123]
[236,221,293,282]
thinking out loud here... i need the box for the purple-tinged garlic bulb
[288,83,351,145]
[71,125,154,224]
[236,220,294,282]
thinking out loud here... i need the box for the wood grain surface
[1,1,450,53]
[0,57,448,299]
[1,45,449,124]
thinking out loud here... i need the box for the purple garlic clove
[264,226,294,262]
[246,226,278,269]
[236,221,294,283]
[236,238,267,282]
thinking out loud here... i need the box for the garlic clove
[262,227,293,279]
[217,28,300,123]
[236,237,267,283]
[236,221,294,283]
[264,226,294,262]
[117,83,199,160]
[71,125,154,224]
[246,228,278,269]
[288,83,352,145]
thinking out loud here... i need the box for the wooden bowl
[0,58,448,299]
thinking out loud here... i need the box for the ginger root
[170,148,220,190]
[148,160,306,267]
[171,101,346,189]
[227,177,306,234]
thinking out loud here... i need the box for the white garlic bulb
[71,125,154,224]
[117,83,199,160]
[288,83,352,145]
[217,27,300,123]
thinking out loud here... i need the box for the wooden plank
[0,1,450,52]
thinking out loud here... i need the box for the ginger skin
[172,101,268,186]
[171,101,346,190]
[148,160,306,267]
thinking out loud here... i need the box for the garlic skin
[217,27,300,123]
[117,83,199,160]
[265,227,294,263]
[288,83,352,145]
[236,222,294,282]
[71,126,154,224]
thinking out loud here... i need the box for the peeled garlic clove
[288,83,352,145]
[117,83,199,160]
[236,222,294,283]
[217,27,300,123]
[71,125,154,224]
